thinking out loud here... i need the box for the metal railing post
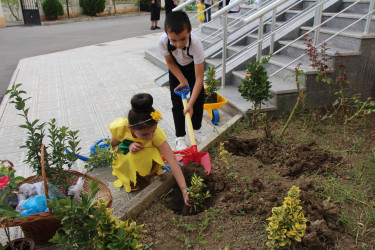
[313,0,323,46]
[270,9,276,54]
[257,16,264,61]
[365,0,375,33]
[221,0,228,88]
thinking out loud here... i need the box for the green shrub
[79,0,105,16]
[48,180,144,249]
[42,0,64,20]
[139,0,150,11]
[266,185,308,249]
[185,173,211,212]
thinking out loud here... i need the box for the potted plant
[204,66,221,103]
[0,160,35,250]
[5,84,113,245]
[47,180,144,250]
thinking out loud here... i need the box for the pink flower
[0,177,10,189]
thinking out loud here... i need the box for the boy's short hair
[165,11,192,34]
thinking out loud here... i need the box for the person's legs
[204,4,208,23]
[154,20,160,29]
[207,5,211,22]
[169,70,186,137]
[183,63,204,131]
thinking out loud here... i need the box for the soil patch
[135,114,375,249]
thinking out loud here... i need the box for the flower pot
[204,92,217,104]
[4,238,36,250]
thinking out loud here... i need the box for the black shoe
[150,26,155,30]
[154,26,161,29]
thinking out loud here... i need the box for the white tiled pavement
[0,31,230,245]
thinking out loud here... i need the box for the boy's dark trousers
[169,62,204,137]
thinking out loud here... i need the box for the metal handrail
[269,0,374,79]
[212,0,246,19]
[210,0,304,58]
[243,0,286,24]
[172,0,195,11]
[213,0,327,70]
[203,4,260,43]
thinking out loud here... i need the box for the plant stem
[279,67,304,138]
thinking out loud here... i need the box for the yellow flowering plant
[266,185,308,249]
[48,180,144,250]
[218,142,230,169]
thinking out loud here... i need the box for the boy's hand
[174,82,189,91]
[129,142,144,153]
[183,103,194,117]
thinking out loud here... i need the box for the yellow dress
[110,118,166,192]
[196,3,206,22]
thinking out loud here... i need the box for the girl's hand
[182,188,191,206]
[129,142,144,153]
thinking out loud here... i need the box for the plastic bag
[15,193,27,213]
[20,195,51,217]
[68,177,84,200]
[18,182,66,199]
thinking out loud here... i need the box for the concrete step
[144,47,168,72]
[321,12,375,32]
[218,84,277,113]
[342,0,371,14]
[277,39,361,65]
[300,25,375,51]
[232,69,304,94]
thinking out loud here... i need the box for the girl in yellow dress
[110,93,189,205]
[196,0,206,23]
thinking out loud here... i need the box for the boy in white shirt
[158,11,206,150]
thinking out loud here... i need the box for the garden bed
[135,111,375,249]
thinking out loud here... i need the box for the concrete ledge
[118,114,244,220]
[115,174,176,220]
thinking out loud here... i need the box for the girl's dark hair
[165,11,192,34]
[128,93,156,130]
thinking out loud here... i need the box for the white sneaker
[194,129,207,144]
[175,137,188,151]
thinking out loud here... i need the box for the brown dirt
[135,112,375,249]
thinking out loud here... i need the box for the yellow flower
[150,110,163,122]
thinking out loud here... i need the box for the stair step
[144,48,168,72]
[269,54,322,74]
[232,70,304,94]
[300,26,375,39]
[229,45,248,52]
[322,12,375,20]
[218,85,277,113]
[155,73,169,87]
[205,58,223,67]
[279,40,361,56]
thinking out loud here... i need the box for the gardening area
[135,110,375,249]
[134,40,375,249]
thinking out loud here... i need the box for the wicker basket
[8,145,113,245]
